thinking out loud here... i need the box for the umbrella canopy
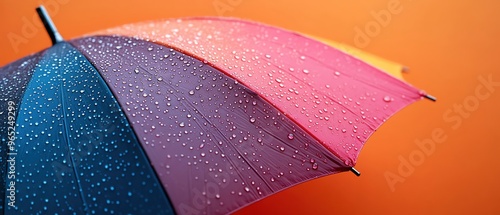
[0,6,433,214]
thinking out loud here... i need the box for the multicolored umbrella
[0,6,434,214]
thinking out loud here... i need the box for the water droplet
[383,96,392,102]
[249,117,256,123]
[179,122,185,127]
[334,71,341,76]
[189,90,195,95]
[287,133,294,140]
[302,69,309,74]
[244,187,250,192]
[312,163,318,170]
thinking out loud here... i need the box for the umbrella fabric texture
[93,17,423,165]
[1,13,428,215]
[1,42,174,214]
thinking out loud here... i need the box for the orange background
[1,0,499,214]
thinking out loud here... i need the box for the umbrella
[0,6,434,214]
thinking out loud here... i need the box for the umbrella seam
[57,44,90,214]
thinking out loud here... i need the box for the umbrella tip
[350,167,361,177]
[424,94,437,102]
[36,5,64,45]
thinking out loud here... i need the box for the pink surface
[96,18,423,165]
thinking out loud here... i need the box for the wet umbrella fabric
[1,42,174,214]
[95,18,424,165]
[1,14,429,215]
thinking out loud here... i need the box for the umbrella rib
[196,111,276,193]
[57,49,89,213]
[188,103,276,193]
[158,73,275,193]
[164,80,276,193]
[255,124,300,153]
[256,121,347,169]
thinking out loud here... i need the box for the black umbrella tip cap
[350,167,361,177]
[36,5,64,45]
[424,94,437,102]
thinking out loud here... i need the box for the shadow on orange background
[1,0,500,214]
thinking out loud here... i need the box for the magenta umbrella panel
[0,7,433,215]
